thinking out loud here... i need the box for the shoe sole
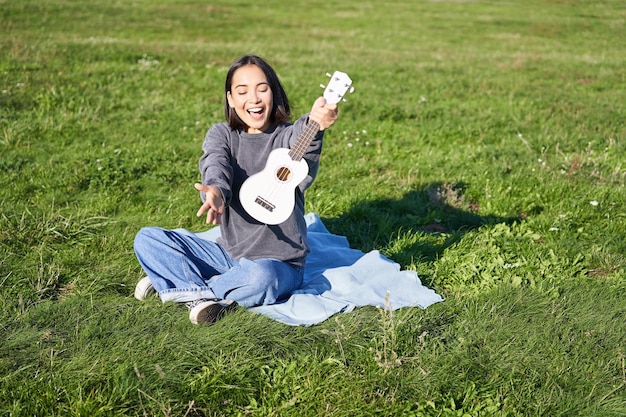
[189,300,237,325]
[134,277,155,300]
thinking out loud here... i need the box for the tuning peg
[326,72,332,77]
[320,84,326,89]
[349,86,355,93]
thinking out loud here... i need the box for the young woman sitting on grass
[133,55,339,325]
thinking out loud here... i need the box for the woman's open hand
[194,183,224,225]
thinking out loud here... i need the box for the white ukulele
[239,71,354,225]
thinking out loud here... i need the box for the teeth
[248,108,262,113]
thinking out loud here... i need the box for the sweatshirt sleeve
[198,123,233,205]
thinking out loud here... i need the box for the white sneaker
[134,277,155,300]
[188,299,237,325]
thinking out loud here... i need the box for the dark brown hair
[224,55,291,130]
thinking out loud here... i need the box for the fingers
[194,182,206,192]
[205,208,222,225]
[313,96,326,108]
[310,97,339,130]
[196,200,211,218]
[194,183,223,224]
[199,203,222,225]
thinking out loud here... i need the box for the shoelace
[185,298,220,310]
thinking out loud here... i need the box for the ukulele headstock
[321,71,354,105]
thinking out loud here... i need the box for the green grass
[1,0,625,415]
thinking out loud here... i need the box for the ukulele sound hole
[276,167,292,182]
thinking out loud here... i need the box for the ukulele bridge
[254,196,276,212]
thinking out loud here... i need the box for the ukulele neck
[288,120,320,161]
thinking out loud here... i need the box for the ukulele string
[252,121,319,207]
[255,153,294,205]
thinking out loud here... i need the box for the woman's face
[227,64,274,134]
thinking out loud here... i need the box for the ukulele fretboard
[288,121,321,162]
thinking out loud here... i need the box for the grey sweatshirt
[199,114,324,268]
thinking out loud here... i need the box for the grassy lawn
[1,0,625,415]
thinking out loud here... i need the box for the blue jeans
[133,227,304,307]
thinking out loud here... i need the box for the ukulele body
[239,148,309,225]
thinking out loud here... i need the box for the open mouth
[246,107,265,122]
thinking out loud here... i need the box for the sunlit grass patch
[1,0,625,415]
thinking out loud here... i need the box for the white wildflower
[138,54,160,69]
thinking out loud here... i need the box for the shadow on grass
[321,181,532,265]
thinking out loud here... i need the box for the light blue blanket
[196,213,443,326]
